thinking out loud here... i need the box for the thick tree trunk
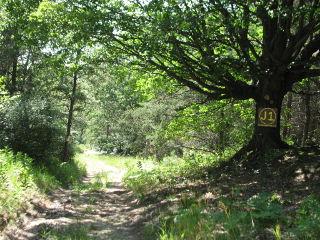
[232,77,291,161]
[229,79,290,168]
[251,93,287,151]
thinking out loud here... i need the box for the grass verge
[0,148,86,231]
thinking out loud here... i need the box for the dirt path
[2,152,148,240]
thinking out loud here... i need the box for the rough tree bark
[252,75,289,150]
[232,76,290,164]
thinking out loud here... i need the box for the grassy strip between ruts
[76,150,140,170]
[39,223,94,240]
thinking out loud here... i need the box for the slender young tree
[62,67,79,162]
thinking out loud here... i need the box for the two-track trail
[2,151,147,240]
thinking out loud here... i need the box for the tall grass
[46,157,87,188]
[0,149,41,228]
[0,148,86,230]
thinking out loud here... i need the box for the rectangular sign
[257,108,277,127]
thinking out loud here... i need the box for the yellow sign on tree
[257,108,277,127]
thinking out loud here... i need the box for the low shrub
[158,200,211,240]
[246,192,283,228]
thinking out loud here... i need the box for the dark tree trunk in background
[302,83,311,146]
[9,53,18,96]
[282,92,293,138]
[62,70,78,162]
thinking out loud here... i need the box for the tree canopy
[69,0,320,154]
[1,0,320,161]
[84,0,320,100]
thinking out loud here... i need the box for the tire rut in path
[3,156,147,240]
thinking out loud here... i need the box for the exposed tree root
[215,139,293,174]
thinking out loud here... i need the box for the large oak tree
[39,0,320,157]
[88,0,320,154]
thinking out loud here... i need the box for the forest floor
[2,151,149,240]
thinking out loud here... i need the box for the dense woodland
[1,0,320,239]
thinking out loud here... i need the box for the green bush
[159,203,211,240]
[156,197,252,240]
[0,96,65,163]
[149,193,320,240]
[153,193,320,240]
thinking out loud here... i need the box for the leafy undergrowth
[46,157,87,188]
[0,148,86,231]
[123,150,235,200]
[124,147,320,239]
[155,193,320,240]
